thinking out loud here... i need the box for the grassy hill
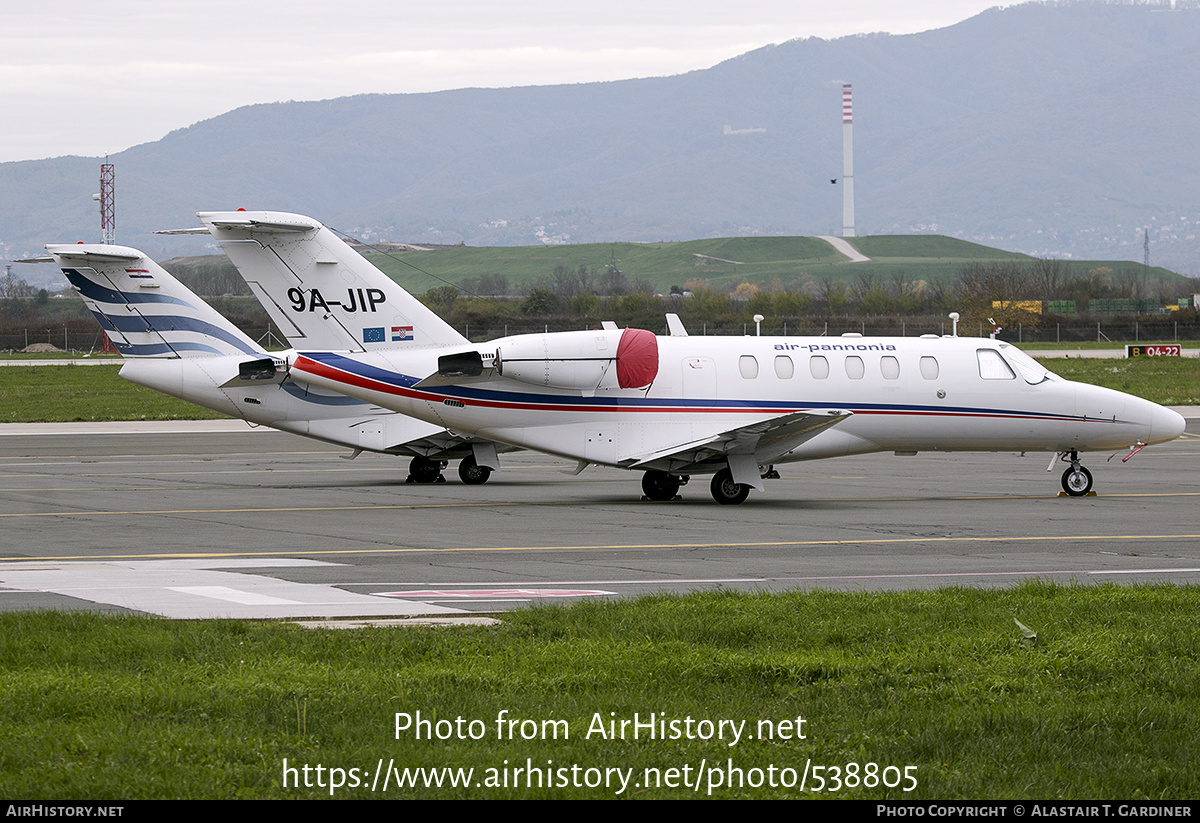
[357,234,1180,296]
[162,234,1185,298]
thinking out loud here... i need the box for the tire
[458,455,492,485]
[641,470,681,501]
[710,468,750,505]
[1061,465,1093,496]
[409,456,443,484]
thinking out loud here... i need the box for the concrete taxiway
[1,423,1199,619]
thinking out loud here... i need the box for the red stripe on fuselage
[291,355,1099,423]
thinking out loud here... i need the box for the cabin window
[739,355,759,379]
[809,355,830,379]
[774,355,794,379]
[919,356,939,380]
[845,355,865,379]
[977,349,1016,380]
[880,355,900,380]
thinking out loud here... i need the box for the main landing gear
[709,468,751,505]
[406,455,494,485]
[640,470,688,501]
[1055,450,1094,496]
[458,454,493,485]
[641,466,766,504]
[406,456,447,484]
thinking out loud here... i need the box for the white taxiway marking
[167,586,301,606]
[0,558,466,619]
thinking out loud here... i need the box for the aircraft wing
[625,409,852,477]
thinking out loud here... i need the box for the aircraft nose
[1149,403,1186,444]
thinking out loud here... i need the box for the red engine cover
[615,328,659,388]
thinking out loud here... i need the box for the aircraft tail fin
[198,211,469,352]
[47,244,265,359]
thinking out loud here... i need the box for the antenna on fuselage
[949,312,960,337]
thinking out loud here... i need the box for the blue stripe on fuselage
[300,351,1087,422]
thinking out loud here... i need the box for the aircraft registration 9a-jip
[39,243,512,484]
[200,210,1185,505]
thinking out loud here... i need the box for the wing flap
[627,409,853,474]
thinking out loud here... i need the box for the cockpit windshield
[997,343,1053,385]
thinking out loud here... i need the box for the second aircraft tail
[47,244,265,359]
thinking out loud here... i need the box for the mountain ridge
[3,0,1197,281]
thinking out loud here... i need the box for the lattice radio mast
[99,158,115,245]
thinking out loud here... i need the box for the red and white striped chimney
[842,84,855,238]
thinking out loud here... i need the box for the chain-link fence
[451,317,1200,344]
[4,317,1200,352]
[0,326,285,353]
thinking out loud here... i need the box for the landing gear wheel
[458,455,492,485]
[1061,465,1093,496]
[409,456,444,484]
[710,468,750,505]
[641,470,682,501]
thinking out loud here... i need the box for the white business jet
[200,210,1186,505]
[42,243,509,484]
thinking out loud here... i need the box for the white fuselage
[289,333,1185,473]
[119,354,469,457]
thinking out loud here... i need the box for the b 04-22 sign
[1126,344,1181,357]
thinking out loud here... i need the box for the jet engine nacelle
[494,327,659,391]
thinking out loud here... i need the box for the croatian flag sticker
[392,326,414,342]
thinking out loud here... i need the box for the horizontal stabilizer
[44,248,142,263]
[206,215,319,233]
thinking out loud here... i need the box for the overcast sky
[1,0,1001,164]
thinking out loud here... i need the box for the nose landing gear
[1054,451,1094,496]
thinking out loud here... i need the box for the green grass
[0,365,227,422]
[0,352,122,360]
[1,584,1198,799]
[849,235,1032,260]
[1037,356,1200,406]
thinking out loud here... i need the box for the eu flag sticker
[363,327,385,343]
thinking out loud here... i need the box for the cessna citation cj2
[200,210,1186,505]
[42,243,510,484]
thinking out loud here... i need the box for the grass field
[1041,356,1200,406]
[1,584,1196,799]
[0,365,226,423]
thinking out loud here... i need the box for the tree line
[428,259,1193,334]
